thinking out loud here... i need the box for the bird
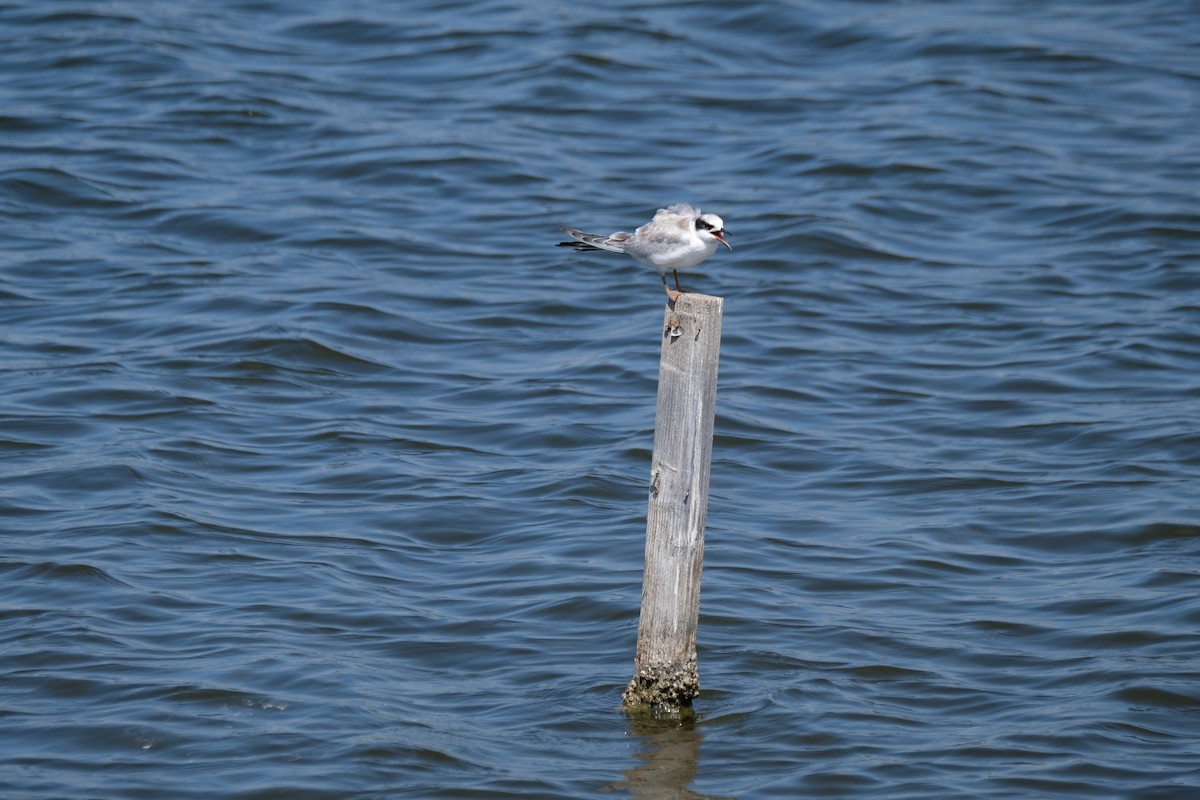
[556,203,731,300]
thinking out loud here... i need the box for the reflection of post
[623,294,723,708]
[610,712,716,800]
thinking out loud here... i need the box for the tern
[557,203,731,300]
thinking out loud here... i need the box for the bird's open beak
[714,230,732,250]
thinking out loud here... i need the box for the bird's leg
[672,269,684,294]
[661,272,681,302]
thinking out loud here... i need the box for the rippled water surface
[2,1,1199,797]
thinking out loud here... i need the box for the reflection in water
[608,707,734,800]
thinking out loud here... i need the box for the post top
[667,293,724,311]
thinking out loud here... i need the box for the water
[2,1,1198,797]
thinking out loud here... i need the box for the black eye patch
[695,218,714,231]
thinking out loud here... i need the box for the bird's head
[695,213,731,250]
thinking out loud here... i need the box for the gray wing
[556,226,631,254]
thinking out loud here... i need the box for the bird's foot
[662,273,683,303]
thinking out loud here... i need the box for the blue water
[2,1,1198,797]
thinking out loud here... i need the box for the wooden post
[623,293,723,708]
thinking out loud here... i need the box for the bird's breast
[634,237,717,271]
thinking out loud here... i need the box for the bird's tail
[556,226,629,254]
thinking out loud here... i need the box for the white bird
[557,203,731,300]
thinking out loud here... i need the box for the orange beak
[714,230,732,250]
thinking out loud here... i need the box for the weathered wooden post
[623,293,723,708]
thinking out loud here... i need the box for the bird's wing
[556,226,630,254]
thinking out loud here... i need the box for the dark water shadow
[605,706,734,800]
